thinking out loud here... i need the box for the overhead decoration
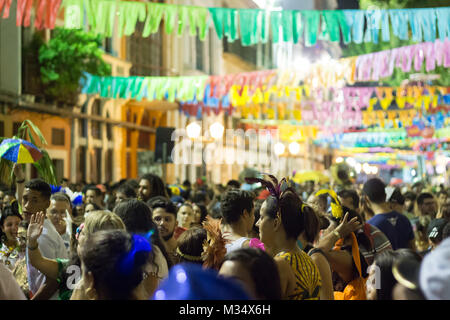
[1,1,449,46]
[0,0,62,29]
[354,38,450,82]
[82,74,209,102]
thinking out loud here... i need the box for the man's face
[47,200,70,230]
[152,207,177,241]
[420,198,437,217]
[115,192,128,206]
[138,179,151,201]
[22,188,50,222]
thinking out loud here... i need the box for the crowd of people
[0,164,449,301]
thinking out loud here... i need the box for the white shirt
[26,218,68,300]
[147,245,169,280]
[225,237,251,254]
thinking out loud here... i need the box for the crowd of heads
[0,171,449,301]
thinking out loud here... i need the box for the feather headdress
[245,173,295,202]
[202,216,229,270]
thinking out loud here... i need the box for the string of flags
[1,0,449,46]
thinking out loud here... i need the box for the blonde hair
[84,210,125,235]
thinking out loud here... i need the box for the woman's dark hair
[140,174,167,198]
[265,191,319,241]
[116,184,136,198]
[0,205,22,243]
[80,230,149,300]
[337,189,360,209]
[193,203,208,225]
[176,227,207,264]
[113,199,173,269]
[221,189,255,225]
[374,249,423,300]
[221,248,282,300]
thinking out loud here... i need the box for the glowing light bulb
[209,122,224,139]
[186,122,201,139]
[274,142,285,156]
[288,142,300,155]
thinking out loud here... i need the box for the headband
[176,247,203,262]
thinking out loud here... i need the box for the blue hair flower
[117,234,152,276]
[72,195,83,207]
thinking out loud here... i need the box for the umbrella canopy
[0,138,42,164]
[292,170,330,184]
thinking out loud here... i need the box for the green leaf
[23,119,48,146]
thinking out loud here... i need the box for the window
[0,121,4,137]
[128,22,162,76]
[138,111,150,149]
[95,148,102,183]
[105,149,113,182]
[91,100,102,140]
[78,146,86,183]
[195,36,205,72]
[81,102,88,138]
[13,122,22,135]
[52,159,64,183]
[51,128,65,146]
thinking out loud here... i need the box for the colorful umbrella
[0,138,42,164]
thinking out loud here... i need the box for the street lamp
[288,142,300,155]
[186,122,201,139]
[209,122,224,140]
[274,142,285,156]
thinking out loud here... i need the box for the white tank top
[225,237,251,254]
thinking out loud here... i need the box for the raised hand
[28,212,45,246]
[13,163,25,181]
[335,212,362,239]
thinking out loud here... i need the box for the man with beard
[148,196,180,261]
[138,174,168,202]
[417,193,438,219]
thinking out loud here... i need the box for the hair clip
[117,234,152,276]
[75,223,84,240]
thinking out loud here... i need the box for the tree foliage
[39,28,111,103]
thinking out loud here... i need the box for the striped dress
[276,250,322,300]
